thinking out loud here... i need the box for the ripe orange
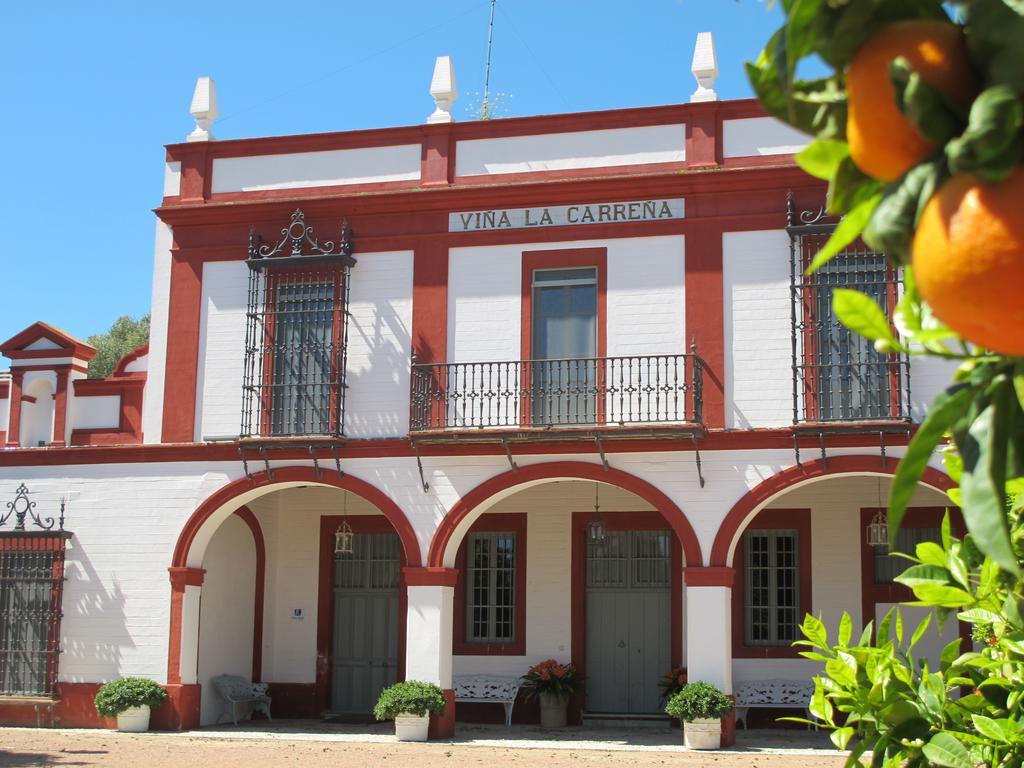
[912,167,1024,356]
[846,20,977,182]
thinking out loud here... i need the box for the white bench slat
[453,675,522,727]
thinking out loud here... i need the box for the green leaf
[909,613,932,651]
[826,650,859,688]
[957,382,1021,575]
[830,726,854,750]
[796,138,849,180]
[806,193,881,273]
[922,732,973,768]
[915,541,948,568]
[832,289,897,344]
[919,673,945,722]
[809,683,834,725]
[838,612,852,647]
[894,609,904,646]
[946,544,969,589]
[801,613,828,649]
[889,57,964,145]
[946,84,1024,181]
[862,158,947,264]
[878,608,895,646]
[909,583,975,608]
[940,638,962,672]
[972,715,1021,744]
[889,383,975,542]
[828,156,883,216]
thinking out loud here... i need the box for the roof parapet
[187,76,219,142]
[427,55,458,124]
[690,32,719,103]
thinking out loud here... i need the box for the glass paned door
[531,268,598,425]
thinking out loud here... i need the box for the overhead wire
[495,0,571,112]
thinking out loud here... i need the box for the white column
[179,585,203,685]
[405,584,454,687]
[685,585,733,693]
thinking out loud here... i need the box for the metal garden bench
[211,674,273,725]
[734,679,815,729]
[453,675,522,726]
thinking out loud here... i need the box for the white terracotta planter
[394,713,430,742]
[683,717,721,750]
[116,706,151,733]
[538,692,568,728]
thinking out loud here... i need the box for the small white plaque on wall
[449,198,684,233]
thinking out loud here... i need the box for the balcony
[409,353,703,438]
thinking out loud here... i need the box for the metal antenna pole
[482,0,497,117]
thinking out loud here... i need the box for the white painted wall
[456,125,686,176]
[197,514,256,725]
[195,261,248,441]
[910,355,958,422]
[20,374,55,447]
[723,230,793,428]
[142,219,173,444]
[71,396,121,430]
[123,353,148,374]
[723,117,809,158]
[0,379,10,434]
[25,338,62,351]
[346,250,414,438]
[163,162,181,197]
[212,145,421,194]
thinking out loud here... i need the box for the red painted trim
[521,248,607,426]
[685,220,725,428]
[166,566,205,686]
[570,511,684,692]
[70,376,145,446]
[731,508,811,659]
[710,456,955,567]
[234,506,266,682]
[50,370,68,447]
[316,514,408,713]
[113,342,149,376]
[0,382,8,398]
[683,566,736,587]
[411,241,449,429]
[5,370,22,446]
[161,251,203,442]
[453,513,527,656]
[428,461,702,568]
[72,375,146,395]
[403,567,459,587]
[0,321,96,362]
[171,466,420,569]
[20,394,38,404]
[429,689,456,739]
[11,363,89,375]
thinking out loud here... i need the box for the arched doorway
[168,467,419,726]
[428,461,701,720]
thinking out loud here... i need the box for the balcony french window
[241,210,355,440]
[788,198,910,425]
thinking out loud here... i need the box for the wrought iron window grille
[0,484,72,700]
[242,209,357,440]
[787,193,911,429]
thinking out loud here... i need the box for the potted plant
[373,680,447,742]
[665,680,733,750]
[520,659,581,728]
[94,678,168,732]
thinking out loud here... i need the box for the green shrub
[95,678,168,717]
[373,680,446,720]
[665,681,733,722]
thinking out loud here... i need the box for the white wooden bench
[734,679,814,729]
[211,674,273,725]
[453,675,522,726]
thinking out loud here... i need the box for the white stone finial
[690,32,719,103]
[187,76,219,142]
[427,56,458,124]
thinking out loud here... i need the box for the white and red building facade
[0,63,958,741]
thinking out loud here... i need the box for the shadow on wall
[345,271,412,439]
[61,542,134,681]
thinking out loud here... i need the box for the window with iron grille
[466,532,516,644]
[0,536,68,698]
[789,207,910,423]
[874,526,941,584]
[743,529,800,646]
[242,210,355,439]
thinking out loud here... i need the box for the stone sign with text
[449,198,685,233]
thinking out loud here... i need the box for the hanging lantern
[334,519,354,555]
[334,492,354,555]
[866,509,889,547]
[587,482,606,543]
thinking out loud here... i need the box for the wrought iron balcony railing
[410,353,703,432]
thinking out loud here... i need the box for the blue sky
[0,1,784,348]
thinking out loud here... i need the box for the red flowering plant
[657,665,688,707]
[520,659,582,700]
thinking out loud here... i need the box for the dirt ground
[0,728,847,768]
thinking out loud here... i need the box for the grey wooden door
[585,530,672,714]
[331,532,400,714]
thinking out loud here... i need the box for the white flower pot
[684,717,722,750]
[116,706,151,733]
[394,713,430,742]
